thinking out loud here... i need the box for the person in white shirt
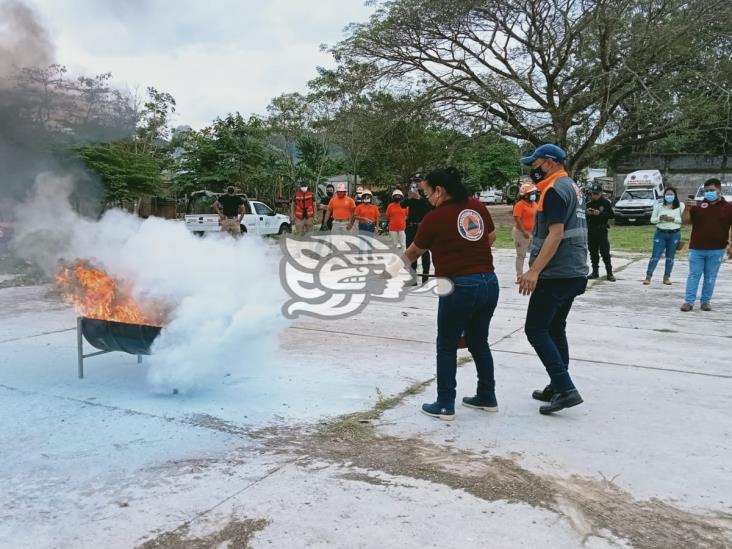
[644,187,684,285]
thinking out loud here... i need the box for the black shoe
[587,270,599,280]
[532,384,555,402]
[606,273,616,282]
[462,394,498,412]
[421,401,455,421]
[539,389,583,415]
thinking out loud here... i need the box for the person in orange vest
[327,183,356,234]
[385,189,408,248]
[512,182,539,281]
[291,182,315,237]
[354,189,380,234]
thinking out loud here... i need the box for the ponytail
[425,167,469,202]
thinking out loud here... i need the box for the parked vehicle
[614,170,664,225]
[693,182,732,203]
[478,188,503,205]
[184,190,291,236]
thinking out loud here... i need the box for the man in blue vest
[518,144,589,414]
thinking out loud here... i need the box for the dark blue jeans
[436,272,499,406]
[524,277,587,393]
[358,222,376,233]
[646,229,681,278]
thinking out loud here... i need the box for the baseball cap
[520,144,567,166]
[590,183,603,193]
[410,173,426,182]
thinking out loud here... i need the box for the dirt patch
[137,518,269,549]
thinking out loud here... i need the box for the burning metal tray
[76,317,162,378]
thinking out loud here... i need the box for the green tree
[75,142,162,206]
[331,0,731,172]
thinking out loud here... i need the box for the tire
[193,231,204,237]
[278,223,291,235]
[240,225,247,234]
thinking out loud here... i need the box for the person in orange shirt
[385,189,408,248]
[327,183,356,234]
[354,189,380,234]
[512,182,539,281]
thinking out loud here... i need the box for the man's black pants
[405,223,431,279]
[588,227,612,272]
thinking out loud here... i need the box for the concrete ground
[1,249,731,549]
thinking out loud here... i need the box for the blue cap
[520,144,567,166]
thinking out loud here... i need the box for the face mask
[704,191,718,202]
[393,196,401,201]
[363,198,372,204]
[529,194,537,202]
[300,186,308,192]
[529,166,546,183]
[664,194,675,203]
[326,190,334,196]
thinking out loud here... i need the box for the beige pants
[294,217,314,237]
[512,227,532,278]
[389,230,406,249]
[331,220,351,234]
[221,217,241,237]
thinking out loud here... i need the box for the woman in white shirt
[644,187,684,285]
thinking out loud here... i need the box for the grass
[492,224,691,254]
[318,380,433,439]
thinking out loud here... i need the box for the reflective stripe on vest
[295,191,315,219]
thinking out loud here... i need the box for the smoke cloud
[14,173,288,394]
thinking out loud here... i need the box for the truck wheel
[278,223,291,235]
[193,231,204,237]
[240,225,247,234]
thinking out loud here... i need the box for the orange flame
[55,260,167,326]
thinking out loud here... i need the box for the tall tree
[332,0,731,172]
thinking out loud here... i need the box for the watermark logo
[279,233,453,319]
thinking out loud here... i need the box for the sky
[26,0,374,128]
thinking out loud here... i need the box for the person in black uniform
[586,184,616,281]
[401,173,433,284]
[319,183,335,231]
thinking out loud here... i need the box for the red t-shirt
[355,204,380,223]
[414,197,496,277]
[689,200,732,250]
[386,202,408,231]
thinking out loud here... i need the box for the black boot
[531,384,555,402]
[605,265,616,281]
[587,268,599,280]
[539,389,584,415]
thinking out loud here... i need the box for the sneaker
[701,303,712,311]
[680,303,693,312]
[421,401,455,421]
[532,384,555,402]
[587,271,599,280]
[606,273,616,282]
[663,277,672,285]
[643,277,651,285]
[539,389,584,415]
[462,394,498,412]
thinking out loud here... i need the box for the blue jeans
[524,277,587,393]
[435,273,499,406]
[684,248,725,304]
[358,222,375,233]
[646,229,681,278]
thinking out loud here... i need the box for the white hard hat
[361,189,372,196]
[336,183,347,192]
[392,189,404,197]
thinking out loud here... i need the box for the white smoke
[14,173,288,394]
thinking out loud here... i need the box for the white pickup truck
[184,190,291,236]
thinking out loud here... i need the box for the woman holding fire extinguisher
[384,167,499,421]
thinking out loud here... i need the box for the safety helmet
[361,189,372,197]
[519,183,538,196]
[336,183,347,192]
[392,189,404,197]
